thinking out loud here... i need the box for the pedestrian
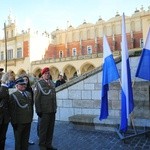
[9,77,33,150]
[55,74,66,87]
[63,73,67,81]
[0,72,10,150]
[21,74,35,145]
[6,71,16,88]
[34,67,57,150]
[36,72,43,138]
[0,68,4,85]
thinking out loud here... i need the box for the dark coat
[0,86,10,124]
[55,79,66,87]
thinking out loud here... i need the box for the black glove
[12,124,18,130]
[37,112,43,118]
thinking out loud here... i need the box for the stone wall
[9,55,149,129]
[56,56,150,129]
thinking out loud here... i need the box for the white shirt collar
[1,83,9,87]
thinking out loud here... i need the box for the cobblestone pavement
[5,121,150,150]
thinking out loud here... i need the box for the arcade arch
[32,66,59,81]
[80,62,95,75]
[33,67,41,78]
[63,64,77,80]
[49,66,59,81]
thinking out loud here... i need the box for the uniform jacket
[34,79,57,114]
[9,90,33,124]
[0,85,10,124]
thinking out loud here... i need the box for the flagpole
[4,22,7,72]
[116,14,150,142]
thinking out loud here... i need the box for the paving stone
[5,120,150,150]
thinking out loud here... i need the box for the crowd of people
[0,67,67,150]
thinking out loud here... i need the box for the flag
[120,13,134,132]
[135,27,150,81]
[99,35,119,120]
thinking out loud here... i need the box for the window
[59,51,63,58]
[7,49,13,60]
[72,48,77,56]
[17,47,22,58]
[140,38,144,48]
[1,51,4,60]
[87,46,92,54]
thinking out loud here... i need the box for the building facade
[0,13,50,76]
[32,7,150,81]
[0,7,150,81]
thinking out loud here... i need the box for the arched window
[72,48,77,56]
[7,49,13,60]
[87,45,92,54]
[17,47,22,58]
[59,51,63,58]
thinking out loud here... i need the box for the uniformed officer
[9,77,33,150]
[34,67,57,150]
[0,72,10,150]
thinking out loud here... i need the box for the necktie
[22,92,26,98]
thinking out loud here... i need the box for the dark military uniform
[0,85,10,150]
[9,91,33,150]
[34,79,57,150]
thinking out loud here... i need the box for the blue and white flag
[135,27,150,81]
[120,13,134,132]
[99,35,119,120]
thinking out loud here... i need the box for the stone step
[69,114,150,131]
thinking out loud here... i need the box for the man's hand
[37,112,42,118]
[12,124,18,130]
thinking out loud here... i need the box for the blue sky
[0,0,149,35]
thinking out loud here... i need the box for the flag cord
[129,112,137,134]
[132,77,136,88]
[119,78,122,87]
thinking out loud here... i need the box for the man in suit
[0,72,10,150]
[0,68,4,86]
[9,77,33,150]
[34,67,57,150]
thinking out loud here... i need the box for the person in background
[73,71,78,78]
[9,77,33,150]
[36,72,43,138]
[0,68,4,85]
[0,72,10,150]
[63,73,67,81]
[34,67,57,150]
[6,71,16,88]
[21,74,34,145]
[55,74,66,87]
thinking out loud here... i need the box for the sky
[0,0,149,36]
